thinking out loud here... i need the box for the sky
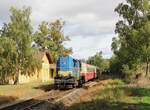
[0,0,125,59]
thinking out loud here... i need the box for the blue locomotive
[54,56,97,88]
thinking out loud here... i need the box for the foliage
[109,55,122,76]
[0,7,42,84]
[111,0,150,78]
[0,6,73,84]
[0,37,17,83]
[86,52,109,72]
[34,20,72,62]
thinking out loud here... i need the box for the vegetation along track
[0,81,98,110]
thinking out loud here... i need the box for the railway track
[0,81,98,110]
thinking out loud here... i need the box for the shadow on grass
[68,84,150,110]
[126,87,150,97]
[33,84,54,92]
[69,99,150,110]
[103,86,150,98]
[0,95,18,106]
[33,84,74,92]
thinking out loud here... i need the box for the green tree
[87,52,109,72]
[139,22,150,76]
[0,7,41,84]
[34,19,72,62]
[111,0,150,77]
[0,37,17,83]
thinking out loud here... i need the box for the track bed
[0,81,99,110]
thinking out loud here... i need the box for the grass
[69,79,150,110]
[1,79,150,110]
[0,80,53,105]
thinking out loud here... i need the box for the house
[9,51,56,84]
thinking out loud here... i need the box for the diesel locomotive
[54,56,97,88]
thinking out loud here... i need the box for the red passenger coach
[80,63,97,82]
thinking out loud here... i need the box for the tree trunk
[145,58,149,76]
[14,66,19,85]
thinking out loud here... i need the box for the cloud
[65,34,114,59]
[0,0,125,59]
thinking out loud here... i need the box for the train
[54,56,97,88]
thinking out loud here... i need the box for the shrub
[121,64,145,83]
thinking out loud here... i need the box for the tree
[0,7,41,84]
[86,52,109,72]
[0,37,17,83]
[34,19,72,62]
[139,22,150,76]
[111,0,150,77]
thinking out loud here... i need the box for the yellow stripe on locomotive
[58,71,72,77]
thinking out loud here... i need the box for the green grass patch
[70,79,150,110]
[129,88,150,97]
[0,81,53,98]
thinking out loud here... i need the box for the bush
[100,87,125,102]
[121,64,145,83]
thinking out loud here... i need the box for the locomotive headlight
[63,72,68,77]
